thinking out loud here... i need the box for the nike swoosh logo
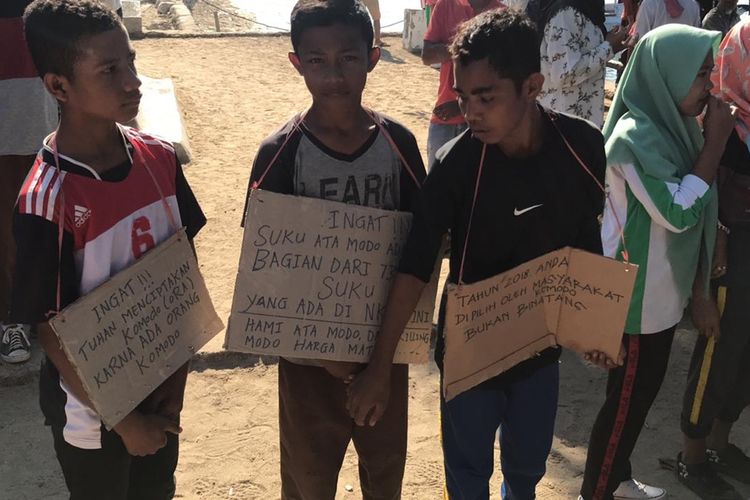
[513,204,543,216]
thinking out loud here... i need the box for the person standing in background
[362,0,385,45]
[533,0,630,127]
[702,0,740,36]
[698,0,715,18]
[422,0,504,169]
[622,0,641,27]
[0,0,58,364]
[676,19,750,500]
[635,0,701,38]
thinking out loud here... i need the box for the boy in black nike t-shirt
[347,10,613,499]
[241,1,425,498]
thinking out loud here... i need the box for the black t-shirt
[0,0,33,17]
[721,129,750,175]
[399,107,606,386]
[11,140,206,432]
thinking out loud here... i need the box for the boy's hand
[704,97,736,150]
[145,363,189,421]
[346,364,391,427]
[145,363,189,422]
[692,293,721,340]
[114,411,181,457]
[147,384,184,422]
[319,360,362,381]
[711,229,728,279]
[606,26,629,54]
[583,344,625,369]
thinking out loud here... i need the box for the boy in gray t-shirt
[242,1,425,498]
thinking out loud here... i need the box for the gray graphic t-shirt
[244,113,426,366]
[294,129,401,210]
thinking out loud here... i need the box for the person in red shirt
[422,0,504,169]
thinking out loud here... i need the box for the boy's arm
[174,159,207,239]
[422,41,451,66]
[37,321,180,454]
[241,125,299,227]
[386,120,427,211]
[37,322,94,406]
[421,1,451,65]
[143,159,206,420]
[347,158,454,426]
[12,212,179,455]
[346,273,427,426]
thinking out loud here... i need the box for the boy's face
[453,58,543,145]
[45,25,141,124]
[289,23,379,108]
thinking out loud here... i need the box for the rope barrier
[196,0,405,33]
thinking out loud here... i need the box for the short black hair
[290,0,374,53]
[23,0,122,79]
[450,9,540,91]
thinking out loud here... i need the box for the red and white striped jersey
[18,126,183,296]
[14,126,206,449]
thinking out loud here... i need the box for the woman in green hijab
[578,24,735,500]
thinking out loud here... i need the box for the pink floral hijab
[712,19,750,150]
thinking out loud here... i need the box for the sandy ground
[1,37,749,500]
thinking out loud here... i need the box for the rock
[122,0,142,35]
[156,1,174,14]
[169,3,198,31]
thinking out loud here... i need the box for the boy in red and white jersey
[11,1,206,497]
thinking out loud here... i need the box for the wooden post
[214,10,221,32]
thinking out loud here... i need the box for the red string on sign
[457,144,487,286]
[365,109,422,188]
[251,109,422,191]
[50,126,182,314]
[549,114,630,263]
[251,114,304,190]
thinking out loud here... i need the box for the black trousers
[52,426,178,500]
[580,326,676,500]
[681,227,750,438]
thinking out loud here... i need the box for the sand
[1,37,748,500]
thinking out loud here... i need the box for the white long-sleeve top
[635,0,701,38]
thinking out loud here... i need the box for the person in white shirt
[635,0,700,38]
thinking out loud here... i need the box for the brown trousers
[0,155,36,322]
[278,358,408,500]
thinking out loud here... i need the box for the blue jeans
[441,362,559,500]
[427,122,468,170]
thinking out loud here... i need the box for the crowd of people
[1,0,749,499]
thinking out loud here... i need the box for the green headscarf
[604,24,721,297]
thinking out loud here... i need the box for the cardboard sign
[443,248,637,400]
[50,230,224,428]
[224,190,440,363]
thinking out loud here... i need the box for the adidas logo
[74,205,91,228]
